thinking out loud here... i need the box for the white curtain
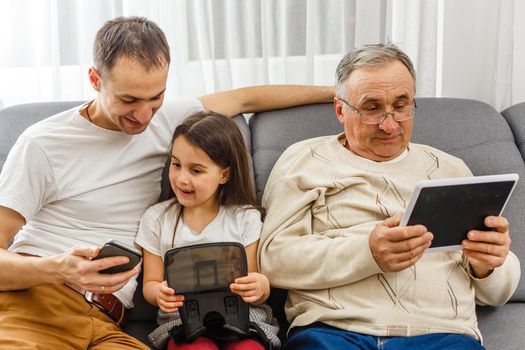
[0,0,523,111]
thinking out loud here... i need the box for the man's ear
[334,97,345,125]
[220,167,230,184]
[88,67,102,91]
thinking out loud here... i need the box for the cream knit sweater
[259,134,520,341]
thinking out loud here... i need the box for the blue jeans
[286,324,485,350]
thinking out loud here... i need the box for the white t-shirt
[0,98,202,307]
[136,200,262,260]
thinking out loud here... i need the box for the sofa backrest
[250,98,525,301]
[502,101,525,160]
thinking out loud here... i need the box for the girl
[136,111,279,350]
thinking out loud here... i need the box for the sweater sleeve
[258,176,383,290]
[470,251,521,306]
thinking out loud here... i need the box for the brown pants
[0,284,150,350]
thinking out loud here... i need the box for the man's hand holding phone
[94,240,142,274]
[55,240,141,294]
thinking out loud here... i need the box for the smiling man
[0,16,334,349]
[259,44,520,350]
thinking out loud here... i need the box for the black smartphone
[94,240,142,274]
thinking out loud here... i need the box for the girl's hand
[156,280,184,313]
[230,272,270,305]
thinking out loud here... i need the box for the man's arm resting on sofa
[198,85,335,117]
[0,205,138,292]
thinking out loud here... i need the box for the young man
[259,43,520,350]
[0,16,333,349]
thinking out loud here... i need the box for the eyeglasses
[337,97,417,125]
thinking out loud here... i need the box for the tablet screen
[164,243,247,294]
[401,174,518,252]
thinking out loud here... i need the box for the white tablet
[400,173,519,252]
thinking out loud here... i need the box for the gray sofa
[1,98,524,349]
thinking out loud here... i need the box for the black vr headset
[164,242,250,343]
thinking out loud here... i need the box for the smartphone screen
[95,240,142,274]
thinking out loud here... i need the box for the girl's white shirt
[136,200,262,260]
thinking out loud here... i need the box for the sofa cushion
[477,303,525,349]
[501,101,525,160]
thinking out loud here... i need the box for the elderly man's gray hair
[335,44,416,98]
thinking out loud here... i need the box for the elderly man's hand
[462,216,511,279]
[369,213,433,272]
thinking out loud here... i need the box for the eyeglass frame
[337,97,417,125]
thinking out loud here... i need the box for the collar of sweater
[329,134,418,176]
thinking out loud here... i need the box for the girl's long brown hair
[159,111,264,246]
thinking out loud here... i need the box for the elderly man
[0,16,333,349]
[258,44,520,350]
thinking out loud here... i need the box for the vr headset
[164,242,250,342]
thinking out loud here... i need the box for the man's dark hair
[93,16,170,75]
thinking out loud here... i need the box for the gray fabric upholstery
[502,101,525,160]
[232,115,255,183]
[477,303,525,349]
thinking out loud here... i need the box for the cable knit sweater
[258,134,520,341]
